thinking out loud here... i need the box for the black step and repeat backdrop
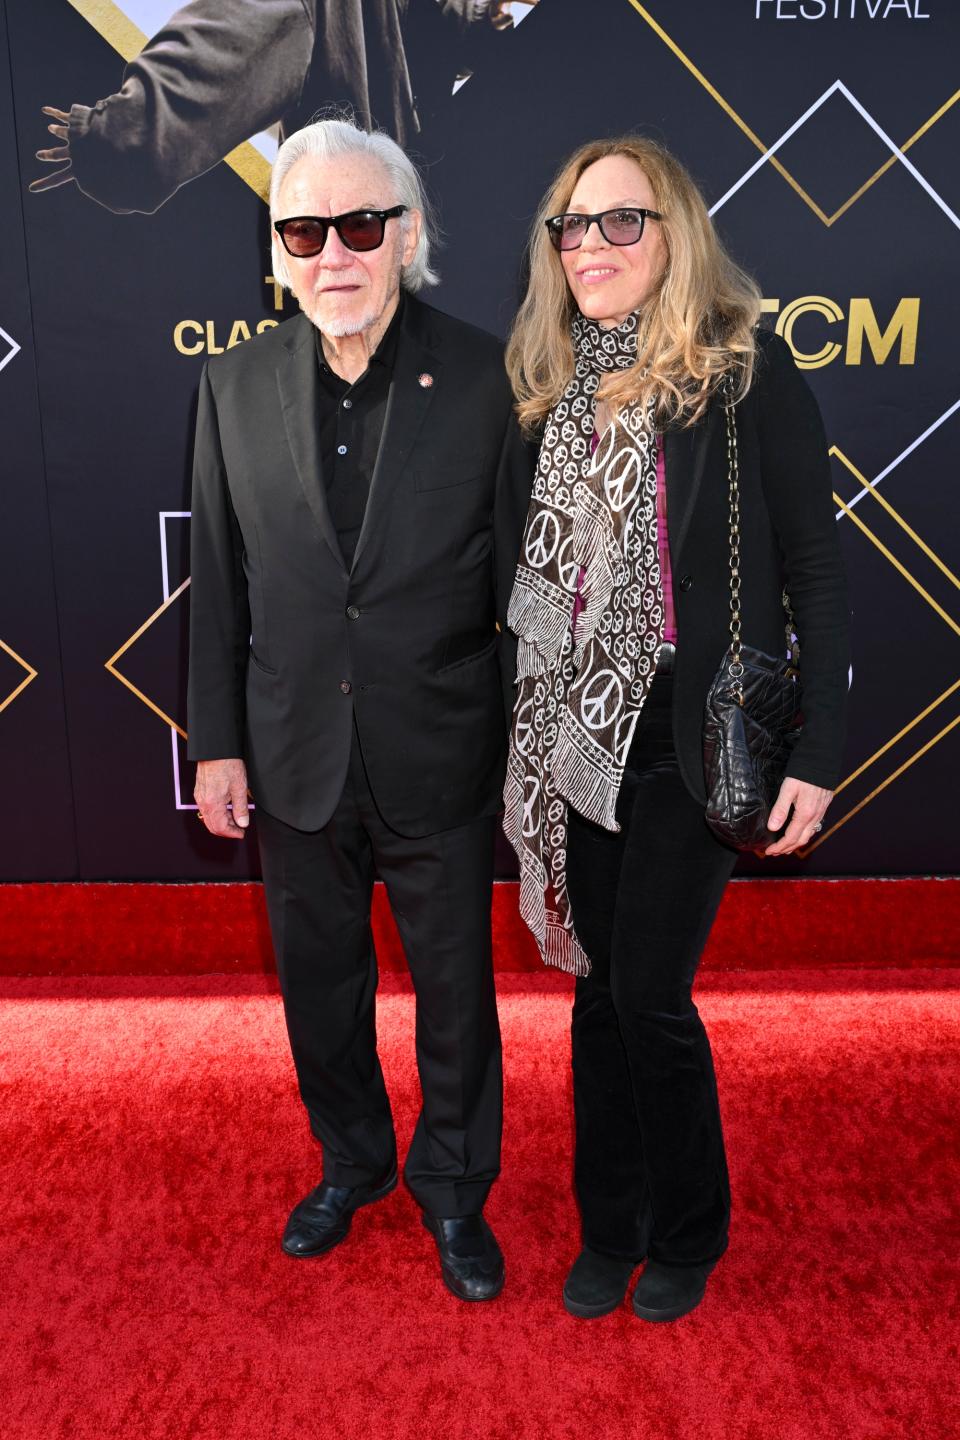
[2,0,958,880]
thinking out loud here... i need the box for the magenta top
[655,441,678,644]
[572,436,678,644]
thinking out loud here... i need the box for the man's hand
[763,777,832,857]
[195,758,250,840]
[30,107,76,194]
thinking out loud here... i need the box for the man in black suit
[187,118,533,1301]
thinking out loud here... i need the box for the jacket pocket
[248,646,278,676]
[436,635,498,676]
[414,457,490,492]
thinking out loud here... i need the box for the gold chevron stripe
[793,455,960,853]
[833,678,960,799]
[804,707,960,854]
[627,1,958,227]
[833,494,960,638]
[831,448,960,593]
[625,1,830,224]
[65,0,144,58]
[828,88,960,225]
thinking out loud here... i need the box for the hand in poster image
[194,758,250,840]
[29,0,537,214]
[32,106,71,193]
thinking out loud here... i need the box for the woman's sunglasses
[545,207,663,252]
[274,206,407,257]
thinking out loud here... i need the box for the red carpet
[2,969,958,1439]
[1,877,958,974]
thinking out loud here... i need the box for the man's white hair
[269,117,439,293]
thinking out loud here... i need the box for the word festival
[755,0,930,18]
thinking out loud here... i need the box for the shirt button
[346,605,360,620]
[337,445,348,456]
[342,399,352,410]
[679,574,693,591]
[339,680,352,694]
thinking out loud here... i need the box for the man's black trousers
[257,727,502,1219]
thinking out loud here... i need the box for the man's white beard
[302,240,405,339]
[314,304,380,338]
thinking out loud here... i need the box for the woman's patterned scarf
[502,312,664,975]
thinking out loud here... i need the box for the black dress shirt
[315,296,404,569]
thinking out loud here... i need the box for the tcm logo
[761,297,920,369]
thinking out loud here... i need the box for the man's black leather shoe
[632,1261,711,1322]
[422,1212,505,1301]
[563,1249,639,1318]
[281,1168,397,1258]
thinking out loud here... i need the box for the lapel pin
[418,372,434,388]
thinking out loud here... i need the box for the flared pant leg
[566,673,737,1267]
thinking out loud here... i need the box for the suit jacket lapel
[663,400,721,571]
[350,310,442,574]
[275,315,347,574]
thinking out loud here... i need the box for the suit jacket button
[679,574,693,591]
[339,680,352,694]
[346,605,360,620]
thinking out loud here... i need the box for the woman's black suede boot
[631,1261,712,1322]
[563,1249,639,1318]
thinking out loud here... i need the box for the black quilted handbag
[702,386,803,851]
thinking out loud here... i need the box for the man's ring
[814,822,822,832]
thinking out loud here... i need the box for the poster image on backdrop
[28,1,541,213]
[1,0,957,879]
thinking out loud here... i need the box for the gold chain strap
[722,386,745,702]
[721,381,798,707]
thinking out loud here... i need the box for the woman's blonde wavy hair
[507,136,763,434]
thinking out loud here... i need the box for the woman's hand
[763,777,832,857]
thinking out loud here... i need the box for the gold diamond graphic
[0,638,38,714]
[104,576,190,739]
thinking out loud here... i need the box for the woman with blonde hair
[503,137,849,1322]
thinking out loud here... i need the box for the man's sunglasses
[273,206,407,257]
[545,207,663,252]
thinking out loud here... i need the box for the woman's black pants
[565,666,737,1268]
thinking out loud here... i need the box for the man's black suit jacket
[187,295,534,836]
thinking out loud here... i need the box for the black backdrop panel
[2,0,958,878]
[0,0,77,880]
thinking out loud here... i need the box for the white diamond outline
[708,80,960,522]
[0,325,21,374]
[159,511,195,810]
[709,79,960,233]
